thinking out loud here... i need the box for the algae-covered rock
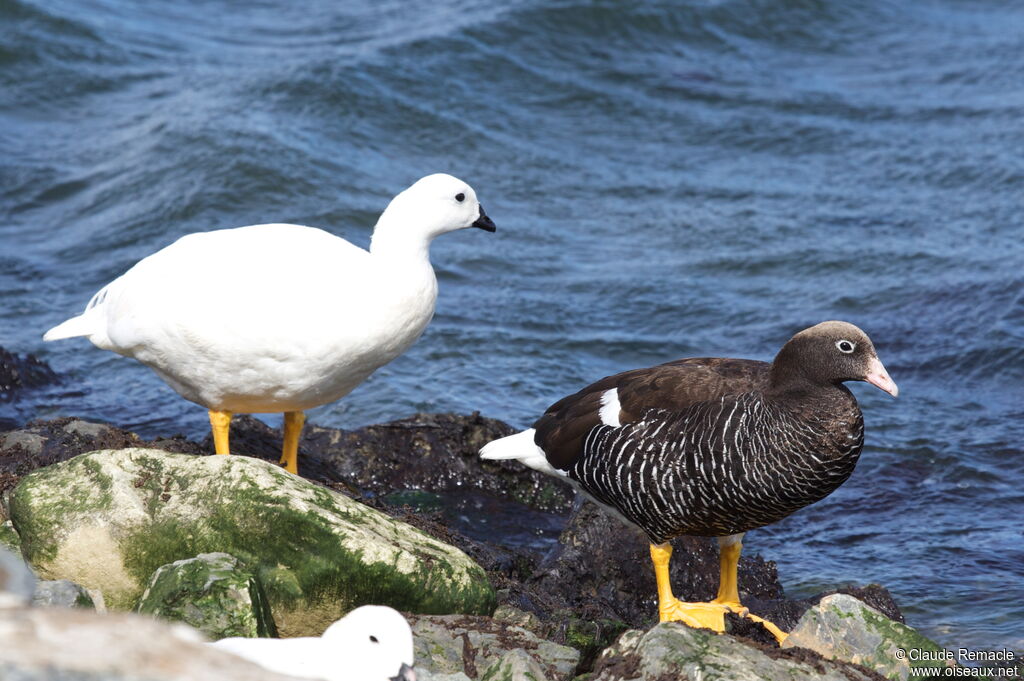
[9,449,495,635]
[136,552,276,639]
[418,672,473,681]
[480,649,550,681]
[412,613,579,680]
[492,604,543,631]
[782,593,953,680]
[590,623,877,681]
[33,579,95,609]
[0,520,19,552]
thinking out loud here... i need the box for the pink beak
[864,356,899,398]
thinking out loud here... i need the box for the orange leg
[208,410,232,455]
[649,539,788,644]
[279,411,305,475]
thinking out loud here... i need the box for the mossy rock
[782,594,954,680]
[9,449,495,635]
[135,552,276,639]
[591,623,880,681]
[480,649,550,681]
[0,520,20,553]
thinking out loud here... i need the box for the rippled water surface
[2,0,1022,650]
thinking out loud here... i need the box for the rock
[0,348,59,401]
[590,623,879,681]
[534,502,791,628]
[493,604,543,631]
[782,594,952,680]
[9,449,495,635]
[0,547,35,608]
[418,672,474,681]
[211,413,575,513]
[480,649,550,681]
[804,584,904,624]
[0,417,203,498]
[0,605,306,680]
[411,613,580,680]
[135,552,276,639]
[0,431,47,459]
[32,579,95,609]
[0,520,19,552]
[0,413,569,513]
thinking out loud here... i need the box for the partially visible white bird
[211,605,416,681]
[43,173,496,474]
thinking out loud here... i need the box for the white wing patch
[599,388,622,427]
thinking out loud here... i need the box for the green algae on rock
[135,552,276,639]
[480,649,550,681]
[590,623,880,681]
[0,520,19,553]
[782,594,953,680]
[9,448,495,634]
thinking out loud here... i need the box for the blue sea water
[1,0,1022,651]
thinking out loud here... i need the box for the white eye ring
[836,340,856,354]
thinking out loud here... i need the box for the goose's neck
[369,231,432,263]
[368,213,434,264]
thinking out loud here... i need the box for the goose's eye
[455,193,465,203]
[836,340,855,354]
[369,635,379,643]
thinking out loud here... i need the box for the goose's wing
[99,224,373,353]
[210,635,324,677]
[534,358,769,469]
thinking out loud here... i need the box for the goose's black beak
[472,205,496,232]
[390,663,417,681]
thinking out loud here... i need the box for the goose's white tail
[479,428,567,479]
[43,313,96,341]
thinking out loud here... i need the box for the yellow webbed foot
[660,599,788,644]
[659,598,731,631]
[740,612,789,644]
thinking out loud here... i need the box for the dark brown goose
[480,321,898,643]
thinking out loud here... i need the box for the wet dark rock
[533,502,785,625]
[0,348,59,403]
[207,412,575,513]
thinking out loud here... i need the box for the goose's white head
[371,174,495,256]
[322,605,416,681]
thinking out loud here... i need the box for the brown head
[768,321,898,398]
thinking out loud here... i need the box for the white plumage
[480,428,557,476]
[43,173,495,471]
[210,605,415,681]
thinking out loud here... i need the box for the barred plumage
[568,392,865,544]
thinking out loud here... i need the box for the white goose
[44,173,496,474]
[211,605,416,681]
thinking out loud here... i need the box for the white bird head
[322,605,416,681]
[370,174,495,256]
